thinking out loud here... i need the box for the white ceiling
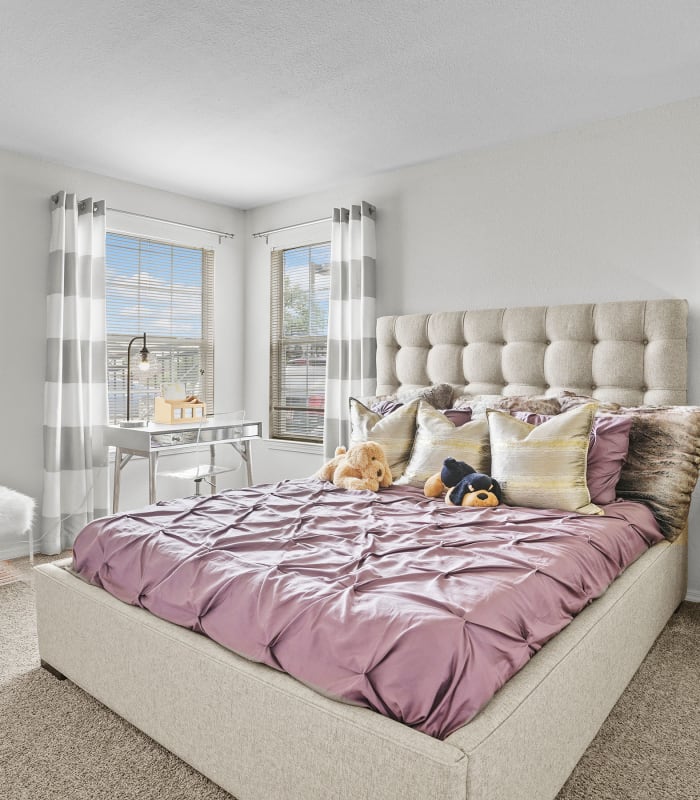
[3,0,700,209]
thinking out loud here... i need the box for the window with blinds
[105,232,215,424]
[270,242,331,442]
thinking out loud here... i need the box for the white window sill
[264,439,324,456]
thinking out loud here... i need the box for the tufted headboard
[376,299,688,406]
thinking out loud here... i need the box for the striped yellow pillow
[349,398,418,479]
[397,400,489,488]
[488,403,602,514]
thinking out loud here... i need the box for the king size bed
[35,298,697,800]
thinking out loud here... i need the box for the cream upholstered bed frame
[35,299,689,800]
[376,299,687,405]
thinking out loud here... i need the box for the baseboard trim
[0,542,32,561]
[685,589,700,603]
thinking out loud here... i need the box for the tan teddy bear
[315,441,393,492]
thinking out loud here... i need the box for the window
[270,242,331,442]
[105,232,215,424]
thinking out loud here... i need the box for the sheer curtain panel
[41,192,109,553]
[323,202,377,457]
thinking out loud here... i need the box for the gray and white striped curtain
[323,202,377,457]
[41,192,109,553]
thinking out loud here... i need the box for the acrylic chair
[158,410,246,497]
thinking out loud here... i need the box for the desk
[104,419,262,512]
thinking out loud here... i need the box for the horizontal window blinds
[270,242,331,442]
[105,232,215,423]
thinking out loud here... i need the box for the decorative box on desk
[154,396,207,424]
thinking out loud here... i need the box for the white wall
[244,97,700,599]
[0,149,245,558]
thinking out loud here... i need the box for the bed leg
[41,660,66,681]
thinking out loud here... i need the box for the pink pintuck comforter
[72,480,663,739]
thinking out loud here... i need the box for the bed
[35,298,694,800]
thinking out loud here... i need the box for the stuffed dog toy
[316,441,393,492]
[424,457,502,508]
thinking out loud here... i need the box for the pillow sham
[349,398,419,479]
[442,408,472,426]
[555,393,700,541]
[514,412,632,505]
[397,400,489,488]
[488,403,602,515]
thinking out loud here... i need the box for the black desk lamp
[121,333,150,426]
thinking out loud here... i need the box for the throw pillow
[615,406,700,541]
[514,412,633,505]
[371,399,404,416]
[557,391,621,414]
[554,394,700,540]
[494,394,562,415]
[395,383,454,409]
[359,383,455,414]
[397,400,490,488]
[453,393,562,417]
[451,394,503,417]
[488,403,601,514]
[349,398,419,479]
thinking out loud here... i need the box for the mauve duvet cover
[72,479,663,739]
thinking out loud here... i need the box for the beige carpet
[0,559,23,587]
[1,555,698,800]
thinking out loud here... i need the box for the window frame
[269,241,331,444]
[104,231,215,424]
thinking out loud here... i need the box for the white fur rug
[0,486,35,536]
